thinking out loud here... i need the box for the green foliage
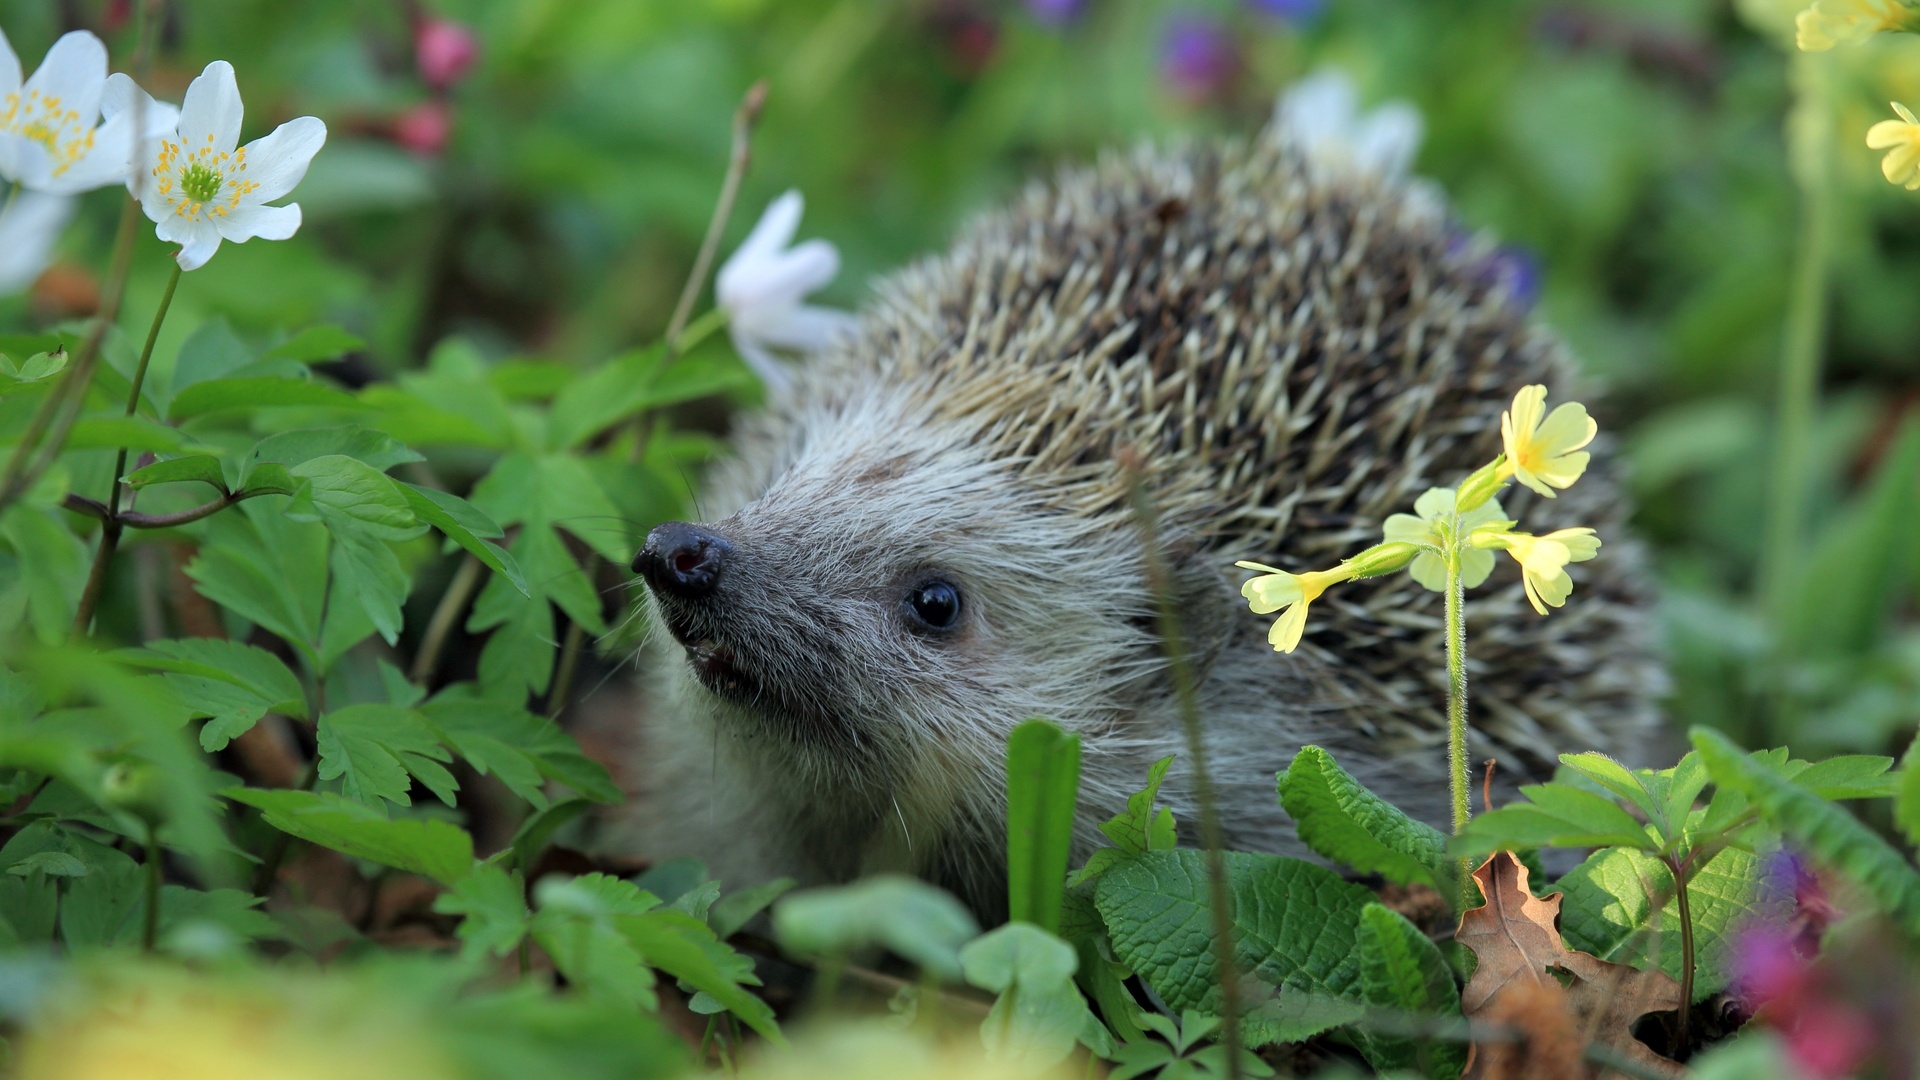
[1005,719,1082,934]
[226,788,474,885]
[772,874,980,982]
[960,922,1112,1065]
[1352,904,1465,1080]
[1279,746,1451,893]
[1069,754,1178,888]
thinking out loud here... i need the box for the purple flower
[1159,14,1239,102]
[1246,0,1326,23]
[1485,246,1541,309]
[1024,0,1085,26]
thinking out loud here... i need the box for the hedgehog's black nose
[634,522,730,600]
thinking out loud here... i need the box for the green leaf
[1452,781,1655,856]
[508,798,593,874]
[0,505,89,643]
[1094,850,1373,1044]
[225,788,474,885]
[1692,727,1920,938]
[1006,719,1082,934]
[6,851,88,878]
[1784,755,1898,800]
[168,376,365,420]
[0,349,67,390]
[116,639,308,751]
[1897,738,1920,850]
[316,704,459,809]
[167,320,255,398]
[547,346,751,451]
[400,483,527,595]
[260,325,365,365]
[248,426,423,473]
[709,877,797,940]
[1278,746,1450,892]
[619,909,784,1043]
[1353,903,1466,1079]
[1557,845,1779,1001]
[960,922,1109,1065]
[1558,752,1659,821]
[326,527,413,646]
[124,455,229,493]
[1070,755,1177,890]
[772,874,980,981]
[1783,421,1919,659]
[434,861,531,960]
[64,414,197,453]
[418,688,620,806]
[531,873,663,1009]
[288,455,423,541]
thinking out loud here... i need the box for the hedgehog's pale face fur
[628,133,1662,919]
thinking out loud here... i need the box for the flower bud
[415,17,479,91]
[1342,541,1420,580]
[1454,456,1508,513]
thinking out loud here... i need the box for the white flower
[0,188,74,293]
[717,190,857,392]
[134,61,325,272]
[0,28,144,195]
[1274,68,1423,180]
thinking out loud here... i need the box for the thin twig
[64,490,266,530]
[664,80,768,357]
[1121,449,1242,1080]
[411,553,485,685]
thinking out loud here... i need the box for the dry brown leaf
[1457,852,1686,1080]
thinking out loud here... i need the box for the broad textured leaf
[418,689,620,806]
[225,788,474,885]
[1006,719,1082,933]
[1094,849,1373,1044]
[316,704,459,808]
[116,639,307,751]
[773,874,980,981]
[400,483,527,595]
[1279,745,1449,891]
[1692,727,1920,937]
[1456,852,1683,1078]
[168,376,364,420]
[124,454,228,492]
[1353,903,1465,1079]
[1558,845,1779,1000]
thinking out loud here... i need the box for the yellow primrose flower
[1235,560,1355,653]
[1868,102,1920,188]
[1380,487,1509,592]
[1498,385,1596,499]
[1796,0,1917,50]
[1476,528,1601,616]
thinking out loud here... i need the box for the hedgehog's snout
[634,521,731,601]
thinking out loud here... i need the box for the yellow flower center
[0,90,96,176]
[151,134,259,221]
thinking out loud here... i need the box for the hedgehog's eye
[906,580,962,631]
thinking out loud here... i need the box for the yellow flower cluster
[1868,101,1920,188]
[1237,385,1604,652]
[1796,0,1917,49]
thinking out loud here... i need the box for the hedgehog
[622,117,1662,921]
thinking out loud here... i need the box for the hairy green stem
[1445,529,1469,834]
[1668,854,1694,1057]
[73,263,184,638]
[1759,50,1834,740]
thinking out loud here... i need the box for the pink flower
[1785,1002,1875,1080]
[415,17,478,91]
[394,101,452,156]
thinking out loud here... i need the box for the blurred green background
[2,0,1916,759]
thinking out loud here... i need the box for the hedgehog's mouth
[662,609,757,700]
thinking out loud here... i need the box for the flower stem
[1668,854,1695,1057]
[72,262,183,638]
[1444,520,1472,901]
[665,81,767,357]
[1759,50,1834,740]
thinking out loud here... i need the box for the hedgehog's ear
[1156,550,1238,685]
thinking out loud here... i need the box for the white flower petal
[1274,67,1424,181]
[20,31,108,121]
[727,330,791,394]
[0,26,23,98]
[237,116,326,203]
[214,201,300,243]
[724,190,805,277]
[177,60,243,154]
[1276,69,1358,148]
[41,111,130,194]
[0,132,35,186]
[1351,102,1423,178]
[98,74,181,200]
[0,189,75,293]
[725,238,841,312]
[101,72,181,137]
[741,303,857,354]
[156,214,222,271]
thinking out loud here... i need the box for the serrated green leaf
[418,688,620,807]
[1557,845,1779,1001]
[116,639,308,751]
[225,787,474,885]
[773,874,980,981]
[1278,746,1449,891]
[0,505,89,643]
[316,704,459,809]
[531,873,662,1009]
[288,455,424,541]
[1077,755,1177,884]
[124,455,228,493]
[400,483,527,595]
[433,861,530,960]
[1453,781,1655,856]
[619,909,783,1043]
[1006,719,1081,934]
[1094,850,1372,1045]
[1692,727,1920,938]
[169,376,365,420]
[1559,752,1659,821]
[1353,903,1465,1079]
